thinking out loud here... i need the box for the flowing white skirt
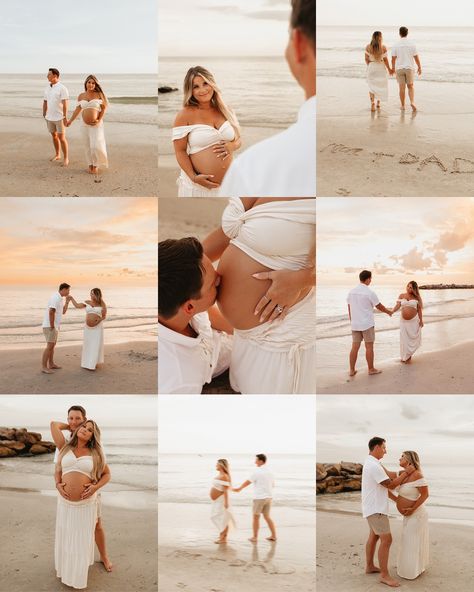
[177,170,220,197]
[55,494,98,589]
[367,62,388,101]
[81,121,108,168]
[81,323,104,370]
[229,289,316,394]
[211,496,236,533]
[397,506,429,579]
[400,316,421,361]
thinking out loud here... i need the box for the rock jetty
[317,462,362,494]
[419,284,474,290]
[0,427,56,458]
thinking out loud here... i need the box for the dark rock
[0,446,16,457]
[316,463,327,481]
[158,86,178,94]
[0,440,26,451]
[29,444,48,455]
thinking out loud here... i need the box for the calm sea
[0,286,157,349]
[0,73,157,124]
[317,284,474,375]
[317,26,474,83]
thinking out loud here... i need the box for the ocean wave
[317,69,474,84]
[0,315,157,331]
[109,96,157,105]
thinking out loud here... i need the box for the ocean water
[317,26,474,84]
[317,284,474,375]
[0,73,157,124]
[158,453,315,511]
[0,286,157,349]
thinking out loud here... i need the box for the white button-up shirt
[42,292,64,329]
[362,455,389,518]
[44,82,69,121]
[347,284,380,331]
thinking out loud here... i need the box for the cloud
[391,247,433,272]
[203,3,289,21]
[39,227,130,248]
[400,403,422,420]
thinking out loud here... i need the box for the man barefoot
[41,283,71,373]
[43,68,69,166]
[347,270,392,377]
[50,405,113,572]
[233,454,277,543]
[391,27,422,112]
[362,437,415,587]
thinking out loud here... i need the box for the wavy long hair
[84,74,108,105]
[403,450,421,471]
[90,288,104,307]
[183,66,240,139]
[58,420,105,483]
[369,31,383,58]
[408,280,423,308]
[217,458,231,484]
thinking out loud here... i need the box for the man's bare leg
[365,342,381,374]
[407,82,416,111]
[249,514,260,542]
[58,133,69,166]
[365,528,381,573]
[398,83,406,110]
[50,132,61,161]
[378,532,400,587]
[263,512,277,540]
[349,342,361,376]
[42,343,55,373]
[95,519,113,571]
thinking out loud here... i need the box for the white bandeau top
[172,121,235,155]
[398,299,418,309]
[212,478,231,492]
[85,304,103,317]
[222,197,315,271]
[398,477,428,501]
[77,98,103,111]
[61,450,93,478]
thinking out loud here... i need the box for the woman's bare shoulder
[174,106,195,126]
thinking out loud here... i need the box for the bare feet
[368,368,382,375]
[349,369,358,377]
[101,557,113,572]
[62,159,69,167]
[366,565,381,574]
[266,536,277,541]
[400,105,405,111]
[371,102,376,112]
[50,154,61,162]
[248,537,258,543]
[376,101,381,109]
[214,539,227,544]
[41,368,54,374]
[50,364,62,369]
[88,165,94,174]
[411,103,417,112]
[380,576,400,587]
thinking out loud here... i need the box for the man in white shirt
[362,437,415,588]
[347,270,392,377]
[41,282,71,374]
[391,27,422,112]
[219,0,315,197]
[233,453,277,543]
[43,68,70,166]
[158,237,233,394]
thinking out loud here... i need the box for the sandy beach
[316,510,472,591]
[0,341,157,394]
[317,340,474,394]
[317,77,474,197]
[158,502,315,592]
[0,116,158,197]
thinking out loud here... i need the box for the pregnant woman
[172,66,241,197]
[66,289,107,370]
[365,31,392,111]
[67,74,108,175]
[55,420,111,589]
[203,197,316,394]
[391,281,423,363]
[389,451,429,580]
[210,459,235,544]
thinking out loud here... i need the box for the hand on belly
[62,473,93,501]
[190,145,232,184]
[86,314,102,327]
[82,111,100,126]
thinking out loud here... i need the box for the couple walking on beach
[42,283,106,374]
[362,437,429,586]
[50,404,112,589]
[365,26,422,112]
[210,454,277,545]
[347,270,423,377]
[43,68,108,176]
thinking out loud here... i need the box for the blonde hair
[407,281,423,309]
[217,458,231,483]
[369,31,383,58]
[183,66,240,139]
[90,288,104,307]
[58,420,106,483]
[403,450,421,471]
[84,74,108,105]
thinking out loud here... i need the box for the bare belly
[210,488,223,501]
[63,472,92,502]
[401,308,418,320]
[81,109,100,125]
[86,313,102,328]
[397,495,416,515]
[190,145,233,184]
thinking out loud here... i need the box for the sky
[158,395,316,454]
[318,0,474,27]
[317,197,474,285]
[0,0,156,73]
[159,0,291,57]
[317,395,474,466]
[0,197,157,287]
[0,395,157,427]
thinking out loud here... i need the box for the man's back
[347,284,379,331]
[250,465,274,499]
[392,38,418,70]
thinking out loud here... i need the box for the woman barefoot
[391,281,423,363]
[389,451,429,580]
[173,66,241,196]
[55,420,112,588]
[210,459,235,543]
[66,288,107,370]
[365,31,393,111]
[67,75,108,175]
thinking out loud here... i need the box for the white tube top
[222,197,315,270]
[77,99,103,111]
[398,477,428,501]
[399,299,418,309]
[212,478,230,492]
[85,304,103,317]
[61,450,93,478]
[172,121,235,155]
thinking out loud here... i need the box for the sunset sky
[0,198,157,287]
[317,198,474,285]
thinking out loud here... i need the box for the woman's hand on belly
[81,482,98,500]
[82,111,100,126]
[396,497,416,515]
[190,145,233,185]
[86,314,102,328]
[63,473,93,501]
[56,481,70,500]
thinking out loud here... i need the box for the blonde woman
[210,459,235,543]
[365,31,393,111]
[55,420,112,589]
[391,281,423,363]
[172,66,241,197]
[67,74,108,175]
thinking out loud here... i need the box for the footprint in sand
[336,187,351,196]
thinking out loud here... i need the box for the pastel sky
[159,0,291,57]
[0,0,156,73]
[318,0,474,27]
[0,198,157,287]
[317,395,474,466]
[158,395,316,454]
[317,198,474,285]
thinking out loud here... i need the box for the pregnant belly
[190,145,233,185]
[210,488,224,501]
[86,314,102,328]
[63,472,92,502]
[81,109,100,125]
[401,308,418,321]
